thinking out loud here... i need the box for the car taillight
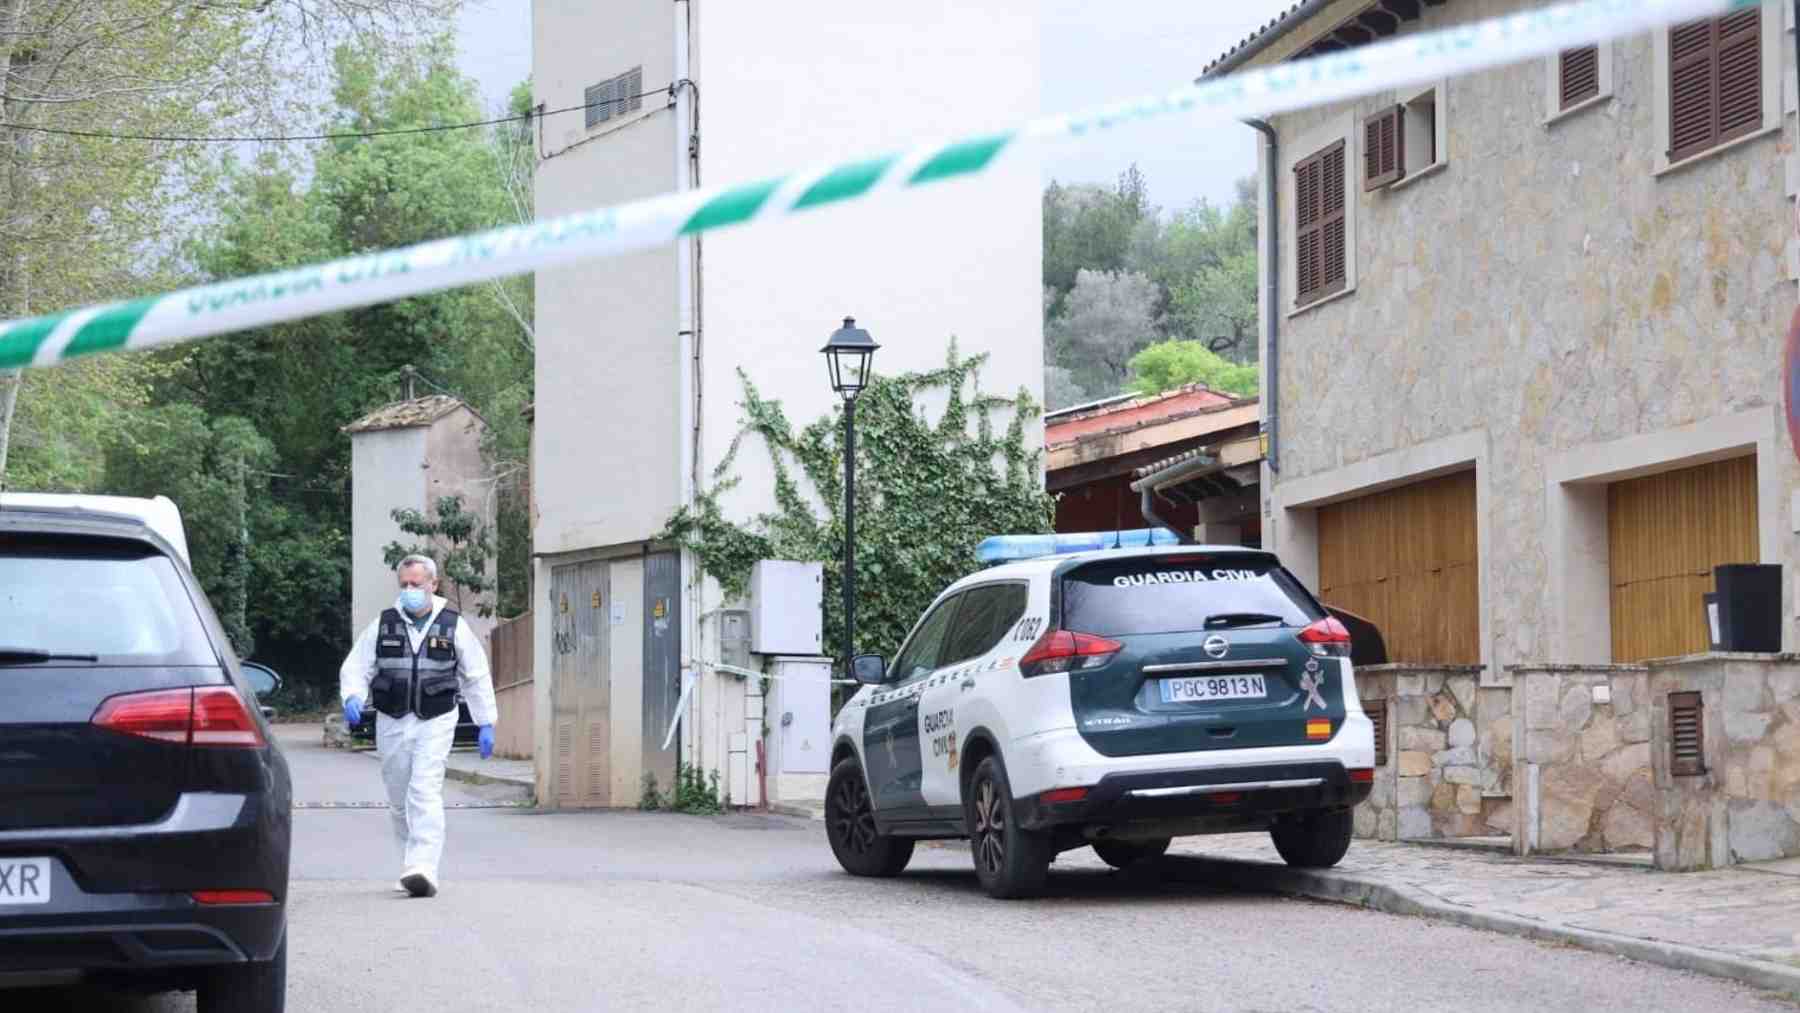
[93,687,264,748]
[1297,617,1352,658]
[192,687,265,747]
[1019,630,1122,678]
[92,689,194,744]
[1348,768,1374,784]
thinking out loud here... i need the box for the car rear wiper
[1202,613,1285,630]
[0,646,100,663]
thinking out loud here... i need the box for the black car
[0,502,291,1010]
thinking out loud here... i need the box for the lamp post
[821,317,879,670]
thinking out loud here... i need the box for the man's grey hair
[396,555,439,581]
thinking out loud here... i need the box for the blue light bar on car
[976,528,1180,564]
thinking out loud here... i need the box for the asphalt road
[14,725,1797,1012]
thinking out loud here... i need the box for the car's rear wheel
[966,755,1053,899]
[1091,836,1171,868]
[1270,806,1354,868]
[825,758,914,877]
[197,935,286,1013]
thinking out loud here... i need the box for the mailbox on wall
[1707,564,1782,653]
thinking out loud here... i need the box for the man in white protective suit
[339,554,498,898]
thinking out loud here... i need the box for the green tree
[103,38,531,688]
[1043,171,1261,407]
[383,495,496,619]
[0,0,465,481]
[102,405,277,656]
[1128,340,1260,399]
[1042,166,1153,314]
[660,344,1055,669]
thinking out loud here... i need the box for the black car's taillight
[1019,630,1122,677]
[93,687,265,748]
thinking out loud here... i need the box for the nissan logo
[1203,635,1230,659]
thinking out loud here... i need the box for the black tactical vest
[369,608,462,720]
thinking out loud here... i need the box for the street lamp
[821,317,879,670]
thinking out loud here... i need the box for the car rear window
[1061,554,1323,637]
[0,540,217,665]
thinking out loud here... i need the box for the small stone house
[343,395,496,646]
[1201,0,1800,867]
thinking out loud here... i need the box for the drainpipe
[673,0,700,770]
[1245,118,1279,476]
[1139,486,1191,545]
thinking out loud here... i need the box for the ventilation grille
[1669,691,1705,777]
[1370,700,1389,768]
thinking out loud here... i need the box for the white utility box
[749,560,823,656]
[770,656,832,778]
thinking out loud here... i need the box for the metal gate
[643,551,681,795]
[550,560,611,806]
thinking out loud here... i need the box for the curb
[768,803,825,822]
[442,765,534,792]
[1179,857,1800,998]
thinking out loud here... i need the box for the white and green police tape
[0,0,1752,372]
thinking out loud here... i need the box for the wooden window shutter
[1321,143,1346,295]
[1669,12,1761,163]
[1363,105,1404,190]
[1559,45,1600,110]
[1295,141,1346,306]
[1716,11,1762,143]
[1668,691,1705,776]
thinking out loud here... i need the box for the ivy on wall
[657,342,1055,666]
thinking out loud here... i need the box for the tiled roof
[1200,1,1324,79]
[1133,446,1213,481]
[342,395,466,435]
[1045,384,1244,449]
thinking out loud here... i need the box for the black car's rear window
[0,540,216,665]
[1062,555,1323,637]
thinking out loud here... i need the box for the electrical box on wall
[749,560,823,656]
[718,609,752,673]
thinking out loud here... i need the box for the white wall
[350,427,427,636]
[424,408,498,645]
[531,0,1044,798]
[695,0,1044,529]
[531,0,681,556]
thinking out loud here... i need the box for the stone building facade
[1209,0,1799,676]
[1204,0,1800,866]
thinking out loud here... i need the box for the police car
[825,530,1375,899]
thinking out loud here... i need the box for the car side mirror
[241,661,282,698]
[850,654,887,685]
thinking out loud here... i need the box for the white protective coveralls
[340,594,498,883]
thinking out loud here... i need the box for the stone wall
[1354,668,1397,841]
[1650,655,1800,870]
[1356,665,1508,841]
[1513,665,1653,855]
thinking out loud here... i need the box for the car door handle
[961,679,976,691]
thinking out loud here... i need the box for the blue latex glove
[343,696,363,727]
[478,725,495,759]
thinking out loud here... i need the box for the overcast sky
[453,1,1293,216]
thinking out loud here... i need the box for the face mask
[399,588,431,614]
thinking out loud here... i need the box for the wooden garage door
[1608,456,1758,663]
[1318,471,1480,665]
